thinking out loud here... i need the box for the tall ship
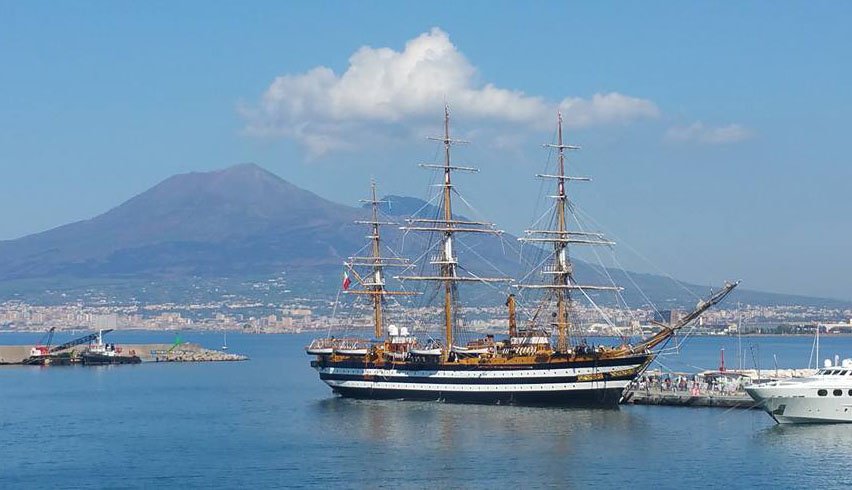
[307,107,737,406]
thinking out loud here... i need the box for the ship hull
[312,354,652,407]
[746,384,852,424]
[22,353,77,366]
[329,385,627,406]
[82,353,142,366]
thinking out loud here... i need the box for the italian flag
[342,270,351,290]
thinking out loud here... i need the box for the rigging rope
[572,205,703,302]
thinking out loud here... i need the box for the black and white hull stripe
[312,354,652,406]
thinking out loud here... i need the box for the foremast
[519,113,620,353]
[398,106,506,360]
[346,181,413,339]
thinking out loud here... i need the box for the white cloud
[559,93,659,129]
[665,121,753,145]
[241,28,660,155]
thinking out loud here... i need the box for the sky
[1,1,851,300]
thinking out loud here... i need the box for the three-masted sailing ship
[307,107,737,406]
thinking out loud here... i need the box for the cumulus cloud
[241,28,660,155]
[665,121,753,145]
[559,93,659,129]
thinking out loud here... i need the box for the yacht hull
[312,353,651,407]
[746,386,852,424]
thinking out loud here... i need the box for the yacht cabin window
[818,389,828,396]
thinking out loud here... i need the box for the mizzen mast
[346,180,414,339]
[398,106,506,359]
[519,113,620,353]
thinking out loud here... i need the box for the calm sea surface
[2,331,852,489]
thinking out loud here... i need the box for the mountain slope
[374,196,850,309]
[0,163,364,278]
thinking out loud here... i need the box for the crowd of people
[634,372,746,396]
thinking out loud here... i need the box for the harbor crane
[50,329,114,353]
[31,327,57,356]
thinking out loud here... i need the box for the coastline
[1,328,851,337]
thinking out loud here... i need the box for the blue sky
[1,1,851,299]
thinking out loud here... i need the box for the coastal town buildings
[1,300,850,336]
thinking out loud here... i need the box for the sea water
[2,332,852,488]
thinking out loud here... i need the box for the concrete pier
[622,387,757,409]
[0,345,31,365]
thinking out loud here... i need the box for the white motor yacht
[746,357,852,424]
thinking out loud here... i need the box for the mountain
[0,164,848,308]
[0,163,364,279]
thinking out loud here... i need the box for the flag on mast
[342,270,351,290]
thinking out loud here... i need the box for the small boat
[306,346,334,356]
[410,339,443,357]
[335,348,369,356]
[82,350,141,366]
[222,332,228,351]
[81,330,141,365]
[410,347,442,357]
[451,345,492,355]
[305,338,336,356]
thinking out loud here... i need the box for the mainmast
[346,181,413,339]
[398,106,506,360]
[519,113,620,353]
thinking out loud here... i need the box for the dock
[622,387,757,409]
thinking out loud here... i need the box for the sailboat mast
[396,106,507,360]
[554,113,570,352]
[369,181,384,339]
[441,105,456,358]
[519,112,624,354]
[347,182,416,339]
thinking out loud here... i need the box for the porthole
[818,389,828,396]
[849,389,852,396]
[835,389,844,396]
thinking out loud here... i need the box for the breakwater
[0,342,247,365]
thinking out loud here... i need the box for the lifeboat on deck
[336,347,369,356]
[451,345,492,355]
[410,347,442,356]
[334,338,372,356]
[411,339,444,357]
[305,338,335,356]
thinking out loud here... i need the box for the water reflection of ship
[307,107,737,406]
[315,397,644,452]
[758,420,852,448]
